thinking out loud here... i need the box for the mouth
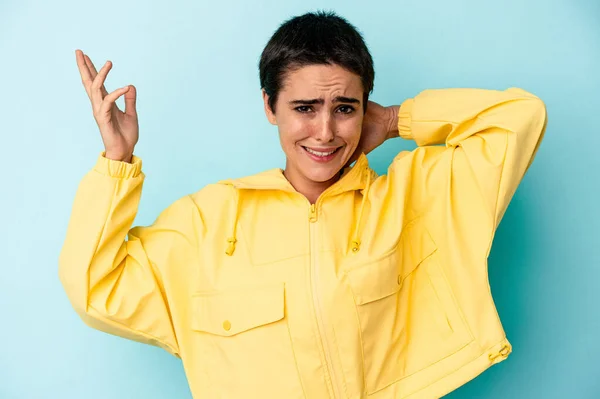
[301,145,343,163]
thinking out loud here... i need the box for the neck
[283,164,340,204]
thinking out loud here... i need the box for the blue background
[1,0,599,397]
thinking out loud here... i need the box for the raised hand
[347,101,399,165]
[75,49,139,162]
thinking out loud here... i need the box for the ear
[262,89,277,125]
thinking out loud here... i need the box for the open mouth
[302,146,342,162]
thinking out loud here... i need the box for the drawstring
[350,168,372,253]
[224,165,371,256]
[225,187,240,256]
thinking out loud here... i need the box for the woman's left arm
[385,87,547,228]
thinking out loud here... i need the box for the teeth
[305,147,337,157]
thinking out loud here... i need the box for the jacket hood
[217,153,376,195]
[215,153,378,256]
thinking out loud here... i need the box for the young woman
[59,11,547,399]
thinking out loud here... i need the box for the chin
[302,164,343,183]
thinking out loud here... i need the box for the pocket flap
[345,251,401,305]
[346,221,437,305]
[191,283,285,337]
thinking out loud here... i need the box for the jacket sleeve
[58,152,202,357]
[395,87,547,229]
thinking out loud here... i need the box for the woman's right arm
[59,153,202,357]
[58,51,202,357]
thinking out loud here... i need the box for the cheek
[340,120,362,146]
[280,120,312,147]
[279,128,304,154]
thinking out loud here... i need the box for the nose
[314,113,335,142]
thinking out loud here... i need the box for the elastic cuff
[397,97,414,140]
[93,151,142,178]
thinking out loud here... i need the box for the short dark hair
[259,10,374,114]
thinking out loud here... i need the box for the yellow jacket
[59,87,547,398]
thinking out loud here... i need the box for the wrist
[95,151,142,179]
[104,150,134,163]
[386,105,400,140]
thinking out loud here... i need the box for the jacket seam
[490,129,510,230]
[329,317,351,398]
[282,281,309,399]
[307,222,336,397]
[367,340,473,396]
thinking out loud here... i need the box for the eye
[295,106,313,113]
[337,105,355,114]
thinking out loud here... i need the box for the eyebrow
[288,96,361,105]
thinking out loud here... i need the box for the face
[263,64,364,187]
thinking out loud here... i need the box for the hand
[347,101,399,165]
[75,49,139,162]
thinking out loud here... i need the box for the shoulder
[189,183,235,204]
[187,167,280,209]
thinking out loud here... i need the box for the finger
[84,54,109,97]
[91,60,112,107]
[75,49,93,96]
[98,86,130,118]
[124,85,137,117]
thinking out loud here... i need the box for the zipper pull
[309,203,318,223]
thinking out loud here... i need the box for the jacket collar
[218,153,377,197]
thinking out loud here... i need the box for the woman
[59,11,547,399]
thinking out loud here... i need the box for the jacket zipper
[309,203,343,399]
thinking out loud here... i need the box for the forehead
[281,64,363,97]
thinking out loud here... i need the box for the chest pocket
[191,283,284,336]
[344,220,473,394]
[189,283,304,397]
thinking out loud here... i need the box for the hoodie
[59,87,547,398]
